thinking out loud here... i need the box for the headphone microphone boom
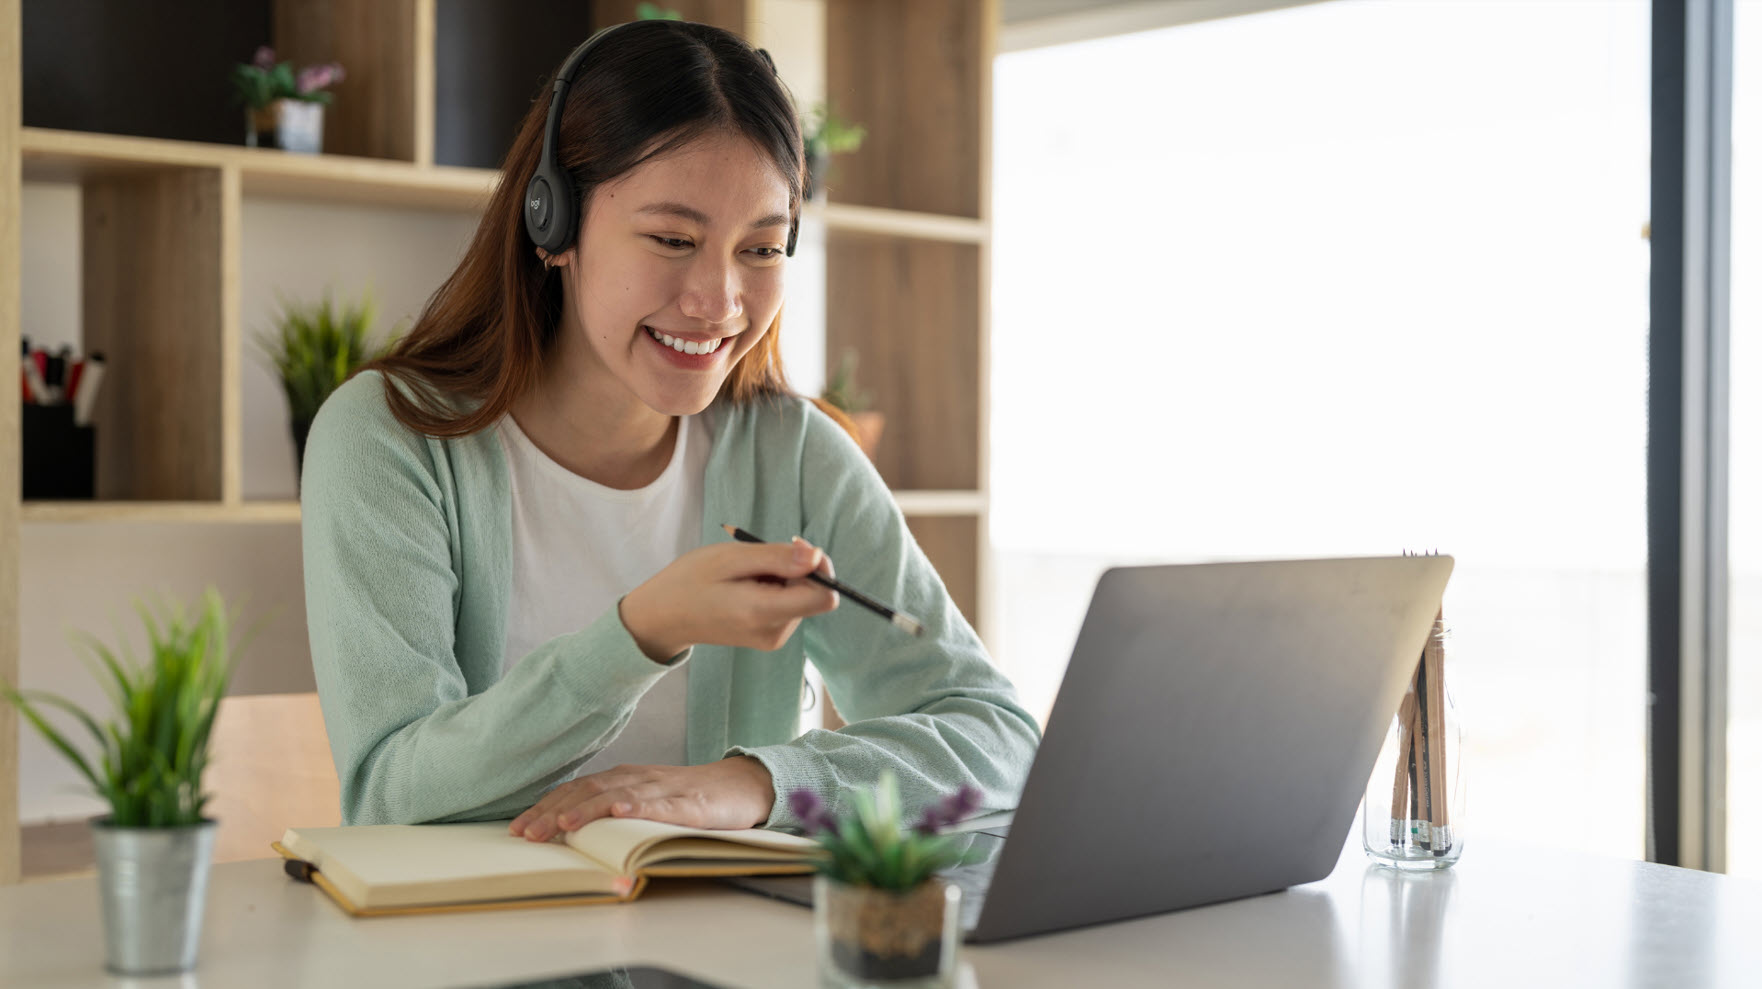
[523,22,800,258]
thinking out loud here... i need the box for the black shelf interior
[434,1,602,169]
[23,0,273,147]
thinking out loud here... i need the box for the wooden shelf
[21,129,987,239]
[813,203,986,244]
[22,492,982,525]
[892,490,987,516]
[21,128,495,211]
[21,501,303,524]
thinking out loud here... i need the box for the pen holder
[1363,610,1463,871]
[22,402,96,499]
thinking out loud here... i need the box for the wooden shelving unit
[15,120,993,538]
[824,0,996,636]
[2,0,999,882]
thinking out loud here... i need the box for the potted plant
[2,589,253,975]
[802,102,867,202]
[255,289,396,485]
[230,46,345,153]
[635,2,684,18]
[821,349,884,460]
[790,772,981,987]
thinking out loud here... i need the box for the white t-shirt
[495,411,712,782]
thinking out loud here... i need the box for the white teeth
[646,326,723,356]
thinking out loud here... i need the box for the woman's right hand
[619,536,839,661]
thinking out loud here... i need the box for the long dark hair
[359,19,855,440]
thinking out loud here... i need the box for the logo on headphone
[529,198,542,212]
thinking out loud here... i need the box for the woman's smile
[643,324,735,368]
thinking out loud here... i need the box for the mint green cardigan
[299,370,1041,829]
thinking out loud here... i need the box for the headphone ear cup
[524,165,578,254]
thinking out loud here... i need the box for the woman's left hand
[509,756,776,842]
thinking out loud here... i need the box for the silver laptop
[728,555,1454,942]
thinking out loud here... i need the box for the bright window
[992,0,1651,859]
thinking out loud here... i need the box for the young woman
[300,19,1039,842]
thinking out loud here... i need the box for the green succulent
[789,771,984,891]
[256,289,397,435]
[821,349,873,415]
[2,589,260,828]
[804,102,867,158]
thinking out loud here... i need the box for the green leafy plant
[636,2,684,19]
[231,46,345,111]
[820,349,873,415]
[804,102,867,158]
[1,589,257,828]
[789,771,982,891]
[256,289,397,438]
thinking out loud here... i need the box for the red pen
[66,358,85,404]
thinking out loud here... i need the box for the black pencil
[721,524,925,636]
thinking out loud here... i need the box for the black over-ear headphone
[524,22,799,258]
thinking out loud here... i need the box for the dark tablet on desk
[450,964,732,989]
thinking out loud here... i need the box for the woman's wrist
[727,755,777,827]
[619,587,688,663]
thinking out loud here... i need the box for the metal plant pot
[90,817,218,975]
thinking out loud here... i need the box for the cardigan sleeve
[724,404,1042,829]
[300,374,688,826]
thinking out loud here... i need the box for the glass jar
[814,874,961,989]
[1363,616,1464,870]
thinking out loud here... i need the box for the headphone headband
[524,22,800,258]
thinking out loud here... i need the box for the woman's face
[553,129,792,417]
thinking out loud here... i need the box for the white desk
[3,837,1760,989]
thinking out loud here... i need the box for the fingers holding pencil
[721,525,925,637]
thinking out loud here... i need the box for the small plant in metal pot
[790,771,982,987]
[2,588,259,975]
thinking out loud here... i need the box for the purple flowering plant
[788,769,983,891]
[231,46,345,110]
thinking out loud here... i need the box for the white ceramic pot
[245,99,325,154]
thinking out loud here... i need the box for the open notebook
[274,818,823,917]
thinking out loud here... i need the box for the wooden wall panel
[82,169,227,501]
[907,514,980,633]
[825,235,980,490]
[1,0,20,887]
[206,693,341,864]
[276,0,422,162]
[825,0,984,217]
